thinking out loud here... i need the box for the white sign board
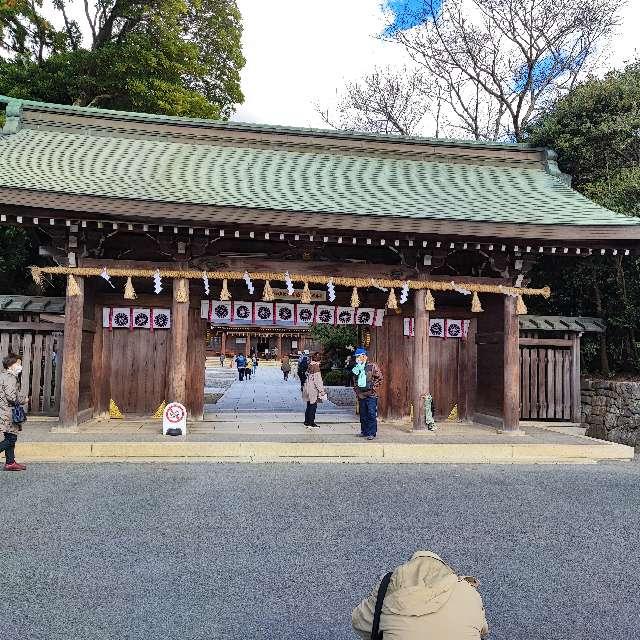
[163,402,187,436]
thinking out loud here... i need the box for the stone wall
[581,379,640,446]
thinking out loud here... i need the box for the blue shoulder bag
[11,403,27,425]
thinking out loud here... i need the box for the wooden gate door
[0,324,64,415]
[520,332,580,421]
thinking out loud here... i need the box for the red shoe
[4,462,25,471]
[14,462,27,470]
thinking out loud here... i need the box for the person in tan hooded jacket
[352,551,489,640]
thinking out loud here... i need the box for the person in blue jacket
[235,353,247,381]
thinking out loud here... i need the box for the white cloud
[233,0,640,129]
[232,0,405,127]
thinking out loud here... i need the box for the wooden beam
[168,278,189,405]
[519,338,572,347]
[57,276,84,430]
[503,296,521,432]
[0,321,65,331]
[570,333,581,422]
[411,289,430,430]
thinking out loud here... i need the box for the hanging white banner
[296,304,315,325]
[355,308,376,325]
[233,301,253,324]
[254,302,275,325]
[275,303,296,325]
[429,319,445,338]
[336,307,355,325]
[203,300,232,323]
[316,305,335,325]
[132,308,151,329]
[151,309,171,329]
[445,319,463,339]
[111,307,132,329]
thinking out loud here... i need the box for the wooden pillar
[570,333,581,423]
[221,331,226,357]
[57,275,84,430]
[411,289,430,430]
[169,278,189,404]
[503,295,521,432]
[245,332,250,357]
[299,335,305,352]
[277,334,282,358]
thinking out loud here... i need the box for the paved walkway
[3,462,640,639]
[212,365,351,416]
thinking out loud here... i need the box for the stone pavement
[3,462,639,640]
[210,364,352,416]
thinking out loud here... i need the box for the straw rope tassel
[425,289,435,311]
[123,276,137,300]
[220,278,231,301]
[471,291,483,313]
[67,274,81,297]
[301,281,311,304]
[262,279,275,302]
[31,266,44,288]
[175,279,189,303]
[516,294,528,315]
[387,288,398,310]
[350,286,360,308]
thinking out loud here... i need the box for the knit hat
[354,347,367,356]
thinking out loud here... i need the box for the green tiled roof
[0,98,638,228]
[519,315,606,332]
[0,295,65,313]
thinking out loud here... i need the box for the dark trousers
[358,396,378,437]
[304,402,317,426]
[0,431,17,463]
[238,368,244,381]
[283,371,289,381]
[245,367,252,380]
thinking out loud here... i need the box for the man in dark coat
[352,347,383,440]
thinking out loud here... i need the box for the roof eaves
[0,94,547,154]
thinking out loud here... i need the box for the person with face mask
[352,347,383,440]
[0,353,28,471]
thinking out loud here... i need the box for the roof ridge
[0,94,543,152]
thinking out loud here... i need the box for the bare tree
[317,66,430,136]
[389,0,621,140]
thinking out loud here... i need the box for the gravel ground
[2,461,639,640]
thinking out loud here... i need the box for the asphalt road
[2,461,639,640]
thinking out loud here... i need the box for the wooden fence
[0,323,64,416]
[519,331,580,422]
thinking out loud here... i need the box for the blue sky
[383,0,442,36]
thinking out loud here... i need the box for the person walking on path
[352,550,489,640]
[302,352,327,429]
[1,353,28,471]
[245,357,253,380]
[252,354,259,370]
[297,350,310,390]
[352,347,383,440]
[219,353,225,367]
[281,356,291,381]
[235,353,247,381]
